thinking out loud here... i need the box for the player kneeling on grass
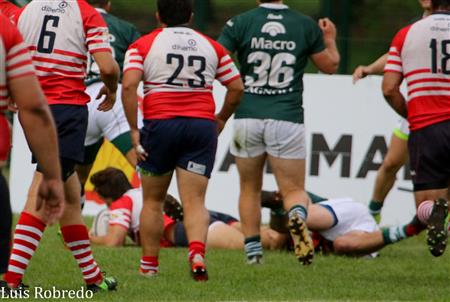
[262,191,426,257]
[121,0,244,281]
[89,168,286,250]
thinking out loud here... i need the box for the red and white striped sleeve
[123,44,144,73]
[216,53,240,85]
[385,25,412,74]
[79,0,111,54]
[4,18,35,81]
[211,41,240,85]
[109,195,133,230]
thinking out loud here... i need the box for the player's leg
[235,155,266,263]
[408,120,450,257]
[333,231,384,256]
[75,139,103,189]
[0,169,12,275]
[231,118,266,264]
[139,172,172,277]
[266,120,313,265]
[268,156,314,264]
[369,133,408,217]
[0,115,11,275]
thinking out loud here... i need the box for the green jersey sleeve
[306,20,325,55]
[217,17,240,53]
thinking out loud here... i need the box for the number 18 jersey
[385,13,450,131]
[124,27,240,121]
[0,0,111,105]
[218,3,325,124]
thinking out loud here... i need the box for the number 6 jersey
[124,27,240,121]
[385,13,450,131]
[0,0,111,105]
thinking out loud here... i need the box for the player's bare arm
[382,72,407,118]
[90,225,128,247]
[8,75,64,224]
[352,53,388,84]
[215,78,244,134]
[122,69,147,161]
[310,18,340,74]
[92,51,120,112]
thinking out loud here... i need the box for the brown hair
[90,167,132,200]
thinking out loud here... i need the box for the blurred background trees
[12,0,424,73]
[110,0,423,74]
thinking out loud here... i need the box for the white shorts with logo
[318,197,379,242]
[230,118,306,159]
[85,82,142,146]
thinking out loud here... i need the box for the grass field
[6,217,449,302]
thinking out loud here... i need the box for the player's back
[386,13,450,130]
[13,0,110,105]
[218,4,325,123]
[125,27,239,121]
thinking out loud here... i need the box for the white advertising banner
[10,74,415,226]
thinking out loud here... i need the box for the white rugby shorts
[230,118,306,159]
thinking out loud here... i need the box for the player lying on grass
[261,191,426,257]
[89,168,425,256]
[89,168,284,250]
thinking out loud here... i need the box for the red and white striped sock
[61,224,103,285]
[140,256,158,275]
[4,212,46,287]
[188,241,206,263]
[417,200,434,225]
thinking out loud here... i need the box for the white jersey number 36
[245,51,295,89]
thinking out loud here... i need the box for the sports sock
[417,200,434,224]
[288,205,307,221]
[368,200,383,215]
[4,212,46,287]
[381,226,408,244]
[188,241,206,263]
[61,224,102,285]
[244,235,263,259]
[0,172,12,274]
[140,256,158,274]
[404,215,426,237]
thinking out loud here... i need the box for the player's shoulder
[0,13,19,49]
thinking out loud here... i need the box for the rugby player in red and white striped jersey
[0,13,64,280]
[383,0,450,258]
[122,0,243,282]
[0,0,120,292]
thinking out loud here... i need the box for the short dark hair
[259,0,280,3]
[90,168,132,201]
[157,0,193,27]
[432,0,450,9]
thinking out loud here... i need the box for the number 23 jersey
[218,3,325,124]
[124,27,240,121]
[0,0,111,105]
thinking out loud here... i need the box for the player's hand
[319,18,337,41]
[131,129,147,162]
[96,85,116,112]
[36,177,65,225]
[216,117,226,135]
[352,65,371,84]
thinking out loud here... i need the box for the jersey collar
[95,8,108,14]
[259,3,289,10]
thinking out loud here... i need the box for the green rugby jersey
[86,9,141,85]
[218,3,325,123]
